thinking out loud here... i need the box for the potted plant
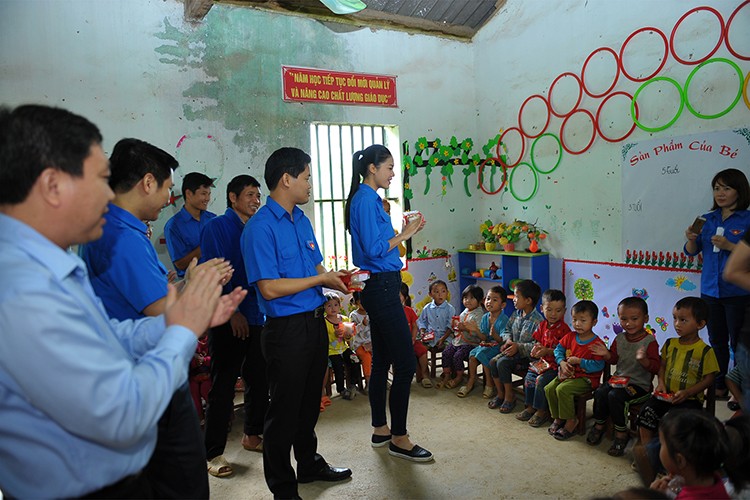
[479,220,498,251]
[524,221,548,253]
[497,221,523,252]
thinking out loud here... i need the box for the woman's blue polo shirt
[349,183,402,273]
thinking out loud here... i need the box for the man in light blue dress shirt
[0,105,245,498]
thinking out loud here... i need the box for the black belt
[268,305,325,320]
[367,271,401,280]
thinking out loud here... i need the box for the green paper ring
[631,77,685,133]
[509,161,539,202]
[530,133,562,174]
[684,58,744,120]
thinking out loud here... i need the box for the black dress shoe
[388,442,434,462]
[371,434,392,448]
[297,464,352,483]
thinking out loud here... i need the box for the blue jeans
[702,293,750,389]
[524,369,557,410]
[361,271,415,436]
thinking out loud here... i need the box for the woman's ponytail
[345,150,366,231]
[345,145,393,231]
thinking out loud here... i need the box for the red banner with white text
[282,66,397,108]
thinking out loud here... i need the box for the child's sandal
[607,437,629,457]
[487,396,502,409]
[547,421,562,436]
[586,425,606,446]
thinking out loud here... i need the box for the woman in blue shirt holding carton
[345,144,433,462]
[684,168,750,397]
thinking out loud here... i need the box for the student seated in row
[417,280,455,387]
[460,286,509,399]
[516,289,571,428]
[546,300,606,440]
[587,297,660,457]
[488,279,544,413]
[443,284,484,391]
[417,280,455,356]
[634,297,719,483]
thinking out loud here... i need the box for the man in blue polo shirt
[243,147,352,499]
[0,105,245,498]
[82,138,224,498]
[165,172,216,277]
[200,174,269,477]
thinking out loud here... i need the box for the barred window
[310,123,402,270]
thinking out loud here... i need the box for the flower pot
[529,239,540,253]
[502,243,515,252]
[484,242,497,251]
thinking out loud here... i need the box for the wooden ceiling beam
[216,0,477,40]
[185,0,215,21]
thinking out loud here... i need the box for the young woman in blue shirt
[345,144,433,462]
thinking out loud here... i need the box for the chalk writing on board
[622,129,750,259]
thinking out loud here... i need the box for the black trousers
[144,383,209,499]
[204,321,269,460]
[329,349,357,393]
[261,310,328,498]
[80,471,152,499]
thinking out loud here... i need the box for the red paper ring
[595,91,639,143]
[496,127,526,168]
[518,94,551,139]
[581,47,621,98]
[549,72,583,118]
[725,0,750,61]
[560,108,596,155]
[670,6,725,65]
[619,27,669,82]
[477,158,507,195]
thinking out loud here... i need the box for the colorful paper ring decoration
[669,6,725,65]
[744,71,750,111]
[477,157,507,195]
[684,58,744,120]
[619,27,668,82]
[518,94,551,139]
[596,91,639,143]
[496,127,526,168]
[549,72,583,118]
[581,47,620,98]
[631,76,685,133]
[725,0,750,61]
[530,133,562,174]
[560,108,596,155]
[509,162,539,202]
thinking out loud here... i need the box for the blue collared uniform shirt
[684,208,750,298]
[242,197,325,318]
[0,214,196,498]
[349,183,402,273]
[82,203,169,320]
[200,207,264,325]
[164,206,217,277]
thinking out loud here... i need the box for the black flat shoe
[297,464,352,483]
[371,434,392,448]
[388,442,434,462]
